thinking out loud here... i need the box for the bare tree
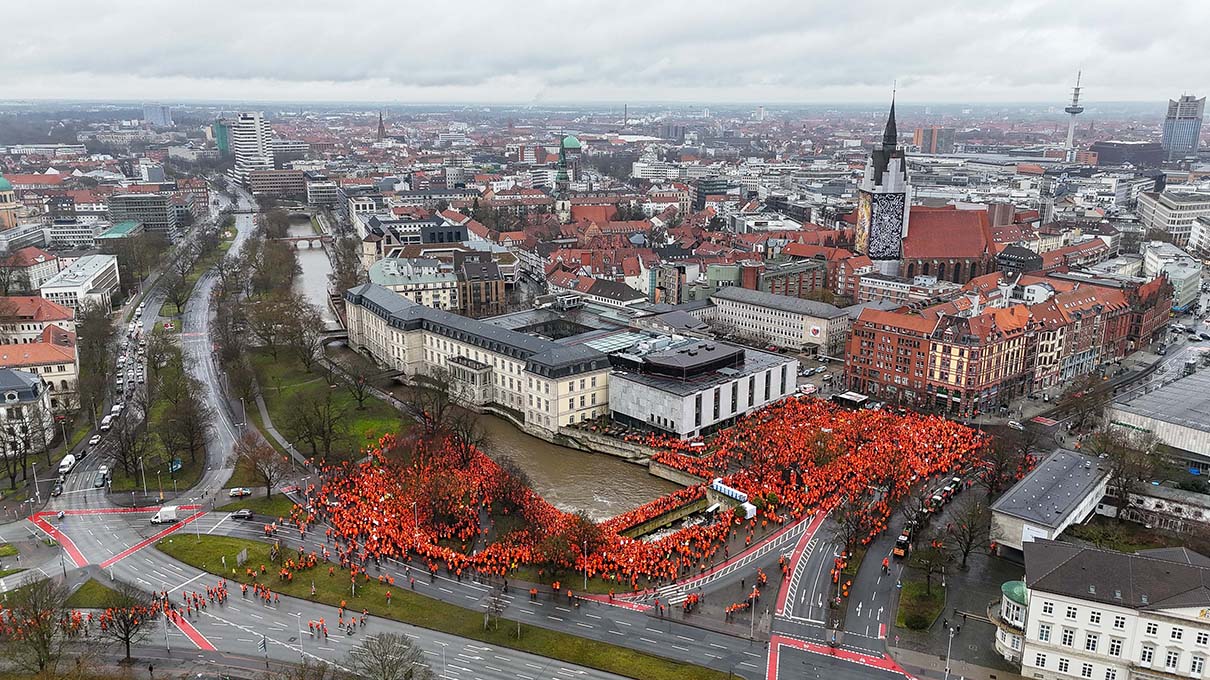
[907,530,954,596]
[96,581,155,661]
[448,409,489,467]
[282,294,325,372]
[1086,427,1164,519]
[0,251,32,295]
[243,294,294,359]
[267,659,352,680]
[161,269,191,315]
[283,390,349,462]
[402,367,462,436]
[947,495,990,569]
[229,431,291,498]
[830,492,877,554]
[1,576,72,674]
[328,233,367,293]
[158,376,214,465]
[334,353,378,410]
[111,396,155,478]
[485,587,508,630]
[344,632,433,680]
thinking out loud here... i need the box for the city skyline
[5,0,1208,104]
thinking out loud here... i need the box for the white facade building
[994,539,1210,680]
[38,254,120,309]
[708,286,851,357]
[229,112,274,185]
[1136,192,1210,246]
[344,284,611,435]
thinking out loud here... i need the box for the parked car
[1008,420,1026,431]
[228,487,252,498]
[88,434,101,447]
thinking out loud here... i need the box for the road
[0,184,931,679]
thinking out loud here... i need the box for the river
[287,217,340,328]
[287,216,678,519]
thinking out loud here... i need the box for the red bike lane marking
[171,613,217,651]
[774,512,827,616]
[99,510,207,569]
[30,513,88,567]
[620,512,822,603]
[768,633,915,679]
[575,594,651,612]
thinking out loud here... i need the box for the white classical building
[344,284,610,434]
[1136,191,1210,246]
[993,539,1210,680]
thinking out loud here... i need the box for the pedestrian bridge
[271,234,333,249]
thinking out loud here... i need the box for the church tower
[855,96,912,276]
[377,111,386,141]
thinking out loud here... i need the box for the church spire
[882,92,898,148]
[377,111,386,141]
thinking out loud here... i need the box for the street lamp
[31,461,40,504]
[139,457,148,496]
[436,641,448,680]
[583,540,588,591]
[290,612,304,662]
[943,625,956,680]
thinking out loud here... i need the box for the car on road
[1008,420,1026,431]
[228,487,252,497]
[51,483,63,497]
[88,434,101,447]
[1191,335,1203,342]
[93,474,107,488]
[231,509,254,520]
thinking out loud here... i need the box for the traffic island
[156,535,732,680]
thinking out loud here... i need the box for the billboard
[854,191,872,256]
[868,192,906,260]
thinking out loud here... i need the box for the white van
[58,454,77,475]
[100,415,114,432]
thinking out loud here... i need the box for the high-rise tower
[855,95,912,276]
[228,112,274,185]
[1162,94,1204,161]
[1064,72,1085,162]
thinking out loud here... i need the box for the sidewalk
[889,645,1025,680]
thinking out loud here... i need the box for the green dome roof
[0,176,11,192]
[561,135,582,149]
[1002,580,1027,606]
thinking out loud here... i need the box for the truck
[57,454,77,475]
[151,506,179,524]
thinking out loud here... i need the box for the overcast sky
[4,0,1207,105]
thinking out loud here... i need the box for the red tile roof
[0,296,74,322]
[903,208,992,260]
[856,308,938,335]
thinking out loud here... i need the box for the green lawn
[0,543,17,558]
[0,568,25,579]
[250,349,404,458]
[65,578,122,608]
[218,493,297,518]
[895,574,946,630]
[158,536,728,680]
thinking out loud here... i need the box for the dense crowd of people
[300,398,984,592]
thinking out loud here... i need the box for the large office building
[913,126,955,154]
[1162,95,1205,161]
[1088,140,1165,168]
[107,194,178,236]
[142,105,173,128]
[246,169,306,199]
[229,112,274,184]
[1135,191,1210,246]
[707,286,850,357]
[39,254,121,309]
[994,539,1210,680]
[608,337,797,439]
[1106,369,1210,473]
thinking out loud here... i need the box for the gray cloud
[1,0,1206,103]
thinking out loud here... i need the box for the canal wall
[552,427,661,463]
[649,461,709,487]
[620,497,709,539]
